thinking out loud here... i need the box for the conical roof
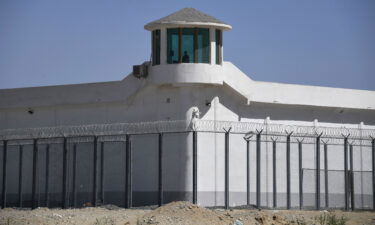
[144,8,231,31]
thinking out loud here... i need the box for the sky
[0,0,374,90]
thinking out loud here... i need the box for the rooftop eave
[144,21,232,31]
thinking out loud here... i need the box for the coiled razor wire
[0,120,191,140]
[0,119,374,142]
[194,120,375,138]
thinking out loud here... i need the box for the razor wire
[0,119,374,142]
[193,120,375,138]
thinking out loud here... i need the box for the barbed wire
[194,120,375,139]
[0,119,374,142]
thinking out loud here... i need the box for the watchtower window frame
[152,29,161,65]
[215,29,222,65]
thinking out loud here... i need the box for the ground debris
[0,202,374,225]
[137,201,232,225]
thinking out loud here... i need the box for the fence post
[372,138,375,211]
[158,133,163,207]
[100,142,105,205]
[45,145,50,208]
[32,139,39,209]
[244,135,252,206]
[286,133,292,209]
[18,145,23,208]
[125,134,132,208]
[298,140,303,209]
[1,140,7,209]
[192,131,198,204]
[272,138,277,208]
[72,144,77,208]
[349,144,354,211]
[343,135,349,210]
[323,142,329,208]
[62,137,68,209]
[316,133,322,210]
[93,136,98,207]
[256,129,263,208]
[224,128,231,209]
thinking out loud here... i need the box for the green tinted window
[167,28,179,64]
[152,30,160,65]
[197,28,210,63]
[181,28,195,63]
[167,28,211,64]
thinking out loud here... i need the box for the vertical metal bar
[350,144,354,210]
[93,136,98,207]
[1,140,7,209]
[32,139,38,209]
[298,141,303,209]
[246,139,250,206]
[72,144,77,208]
[37,149,41,208]
[158,133,163,206]
[125,134,132,208]
[256,132,261,208]
[192,131,198,204]
[18,146,23,208]
[344,137,349,210]
[224,131,229,209]
[129,138,132,207]
[45,145,50,208]
[272,140,277,208]
[324,143,329,208]
[316,135,321,210]
[62,137,68,208]
[178,28,182,63]
[286,134,291,209]
[100,142,105,205]
[194,28,198,63]
[372,138,375,210]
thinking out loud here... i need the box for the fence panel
[275,138,287,208]
[290,141,300,208]
[327,142,345,209]
[197,132,225,207]
[101,140,126,207]
[353,143,373,209]
[20,143,34,208]
[5,143,20,207]
[163,132,193,204]
[131,134,158,207]
[301,142,315,209]
[228,133,247,207]
[48,141,64,207]
[0,143,3,206]
[36,143,48,208]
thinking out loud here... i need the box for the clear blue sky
[0,0,374,90]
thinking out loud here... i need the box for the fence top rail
[0,119,374,141]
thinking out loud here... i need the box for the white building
[0,8,375,210]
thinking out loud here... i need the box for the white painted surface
[144,22,232,32]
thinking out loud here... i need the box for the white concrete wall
[1,59,375,208]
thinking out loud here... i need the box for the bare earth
[1,201,374,225]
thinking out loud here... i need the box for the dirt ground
[1,201,375,225]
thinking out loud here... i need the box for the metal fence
[0,120,374,210]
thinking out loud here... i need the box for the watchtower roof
[144,8,232,31]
